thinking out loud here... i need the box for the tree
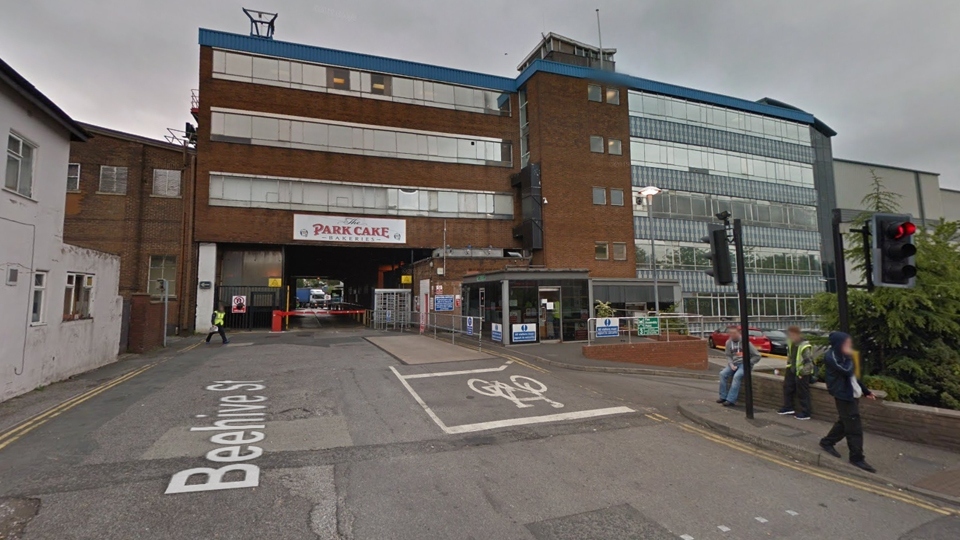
[803,220,960,409]
[845,169,902,281]
[594,301,615,318]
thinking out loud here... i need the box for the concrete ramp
[366,335,493,365]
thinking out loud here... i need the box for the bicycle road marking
[390,363,633,434]
[467,375,564,409]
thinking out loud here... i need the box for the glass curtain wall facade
[629,91,824,323]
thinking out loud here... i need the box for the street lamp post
[639,186,662,317]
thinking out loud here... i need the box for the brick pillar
[128,293,164,353]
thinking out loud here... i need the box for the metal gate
[372,289,411,330]
[215,286,282,330]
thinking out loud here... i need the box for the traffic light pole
[832,209,851,335]
[732,219,754,419]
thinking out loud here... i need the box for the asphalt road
[0,319,957,539]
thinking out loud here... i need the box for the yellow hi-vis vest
[213,311,226,326]
[787,342,812,373]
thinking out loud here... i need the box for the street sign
[434,295,455,312]
[466,316,474,336]
[491,323,503,343]
[595,317,620,338]
[636,317,660,336]
[231,295,247,314]
[511,323,536,343]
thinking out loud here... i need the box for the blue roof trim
[516,60,815,124]
[199,29,516,92]
[200,29,819,126]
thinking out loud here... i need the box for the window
[5,133,35,198]
[67,163,81,192]
[328,68,350,90]
[595,242,609,260]
[592,187,606,205]
[99,166,128,194]
[610,188,624,206]
[605,88,620,105]
[64,273,93,320]
[31,272,46,324]
[370,74,390,95]
[612,243,627,261]
[148,256,177,296]
[588,84,602,102]
[607,139,622,155]
[152,169,181,197]
[590,136,604,153]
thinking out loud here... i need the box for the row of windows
[682,293,810,319]
[592,187,625,206]
[634,216,821,251]
[631,139,814,188]
[590,136,622,155]
[587,84,620,104]
[596,242,628,261]
[6,133,35,198]
[634,241,822,276]
[639,190,818,230]
[209,173,514,219]
[67,164,181,197]
[211,110,512,167]
[628,91,811,146]
[630,116,815,164]
[212,50,511,116]
[632,165,817,207]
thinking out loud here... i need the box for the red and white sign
[294,214,406,244]
[232,295,247,314]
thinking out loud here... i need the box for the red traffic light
[888,221,917,240]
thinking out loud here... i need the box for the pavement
[500,341,721,379]
[365,334,493,364]
[1,319,959,539]
[679,399,960,505]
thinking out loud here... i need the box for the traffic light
[703,223,733,285]
[871,213,917,288]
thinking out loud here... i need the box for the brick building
[189,26,837,343]
[64,123,195,338]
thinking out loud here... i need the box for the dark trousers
[820,398,865,462]
[206,326,228,343]
[782,370,812,415]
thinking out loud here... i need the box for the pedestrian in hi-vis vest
[778,326,814,420]
[205,304,230,344]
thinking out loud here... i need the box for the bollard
[271,310,283,332]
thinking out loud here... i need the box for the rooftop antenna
[243,8,277,39]
[596,8,604,71]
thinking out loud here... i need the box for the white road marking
[389,366,634,434]
[468,375,564,409]
[755,517,768,523]
[680,535,695,540]
[718,525,731,532]
[443,407,635,434]
[399,362,513,379]
[786,510,799,516]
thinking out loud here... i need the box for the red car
[708,326,772,353]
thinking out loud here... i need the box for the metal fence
[367,310,484,351]
[586,313,706,346]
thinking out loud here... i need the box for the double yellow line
[0,363,157,452]
[673,420,957,516]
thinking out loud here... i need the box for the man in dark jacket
[819,332,876,473]
[205,304,230,344]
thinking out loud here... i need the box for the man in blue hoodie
[819,332,877,473]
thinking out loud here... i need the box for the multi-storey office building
[189,27,836,340]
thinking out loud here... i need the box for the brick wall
[65,125,194,336]
[583,335,708,370]
[751,372,960,452]
[410,256,531,315]
[127,294,164,353]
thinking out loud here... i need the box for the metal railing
[586,313,705,346]
[367,310,485,351]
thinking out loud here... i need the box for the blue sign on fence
[434,295,455,312]
[512,323,536,343]
[491,323,503,343]
[466,316,474,336]
[596,317,620,338]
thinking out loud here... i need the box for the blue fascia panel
[199,29,517,92]
[516,60,816,124]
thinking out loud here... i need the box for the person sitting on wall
[717,327,761,407]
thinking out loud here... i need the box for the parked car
[708,326,772,353]
[763,330,789,356]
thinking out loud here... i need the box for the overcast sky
[3,1,958,188]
